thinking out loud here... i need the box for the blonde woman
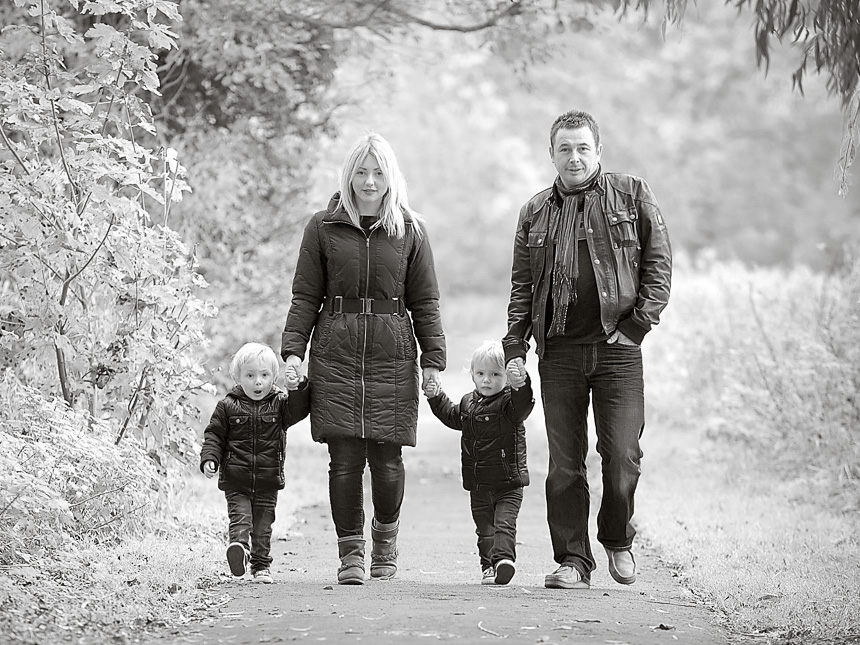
[282,133,446,585]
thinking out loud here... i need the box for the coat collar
[322,192,416,226]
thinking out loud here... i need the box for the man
[504,110,671,589]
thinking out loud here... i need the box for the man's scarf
[548,172,599,336]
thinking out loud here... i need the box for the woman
[281,133,446,585]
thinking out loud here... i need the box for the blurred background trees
[2,0,859,448]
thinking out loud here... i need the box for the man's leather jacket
[503,170,672,362]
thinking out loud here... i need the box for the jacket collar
[227,384,278,403]
[322,192,416,226]
[473,386,509,404]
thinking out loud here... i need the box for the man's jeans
[470,486,523,571]
[224,488,278,573]
[327,438,405,538]
[538,337,645,577]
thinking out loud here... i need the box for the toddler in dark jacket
[200,342,310,583]
[424,340,534,585]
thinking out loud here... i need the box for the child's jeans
[469,486,523,570]
[224,489,278,573]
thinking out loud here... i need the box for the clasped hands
[422,367,441,398]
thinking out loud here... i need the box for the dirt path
[149,399,731,645]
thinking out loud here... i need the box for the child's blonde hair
[470,340,505,372]
[229,342,280,382]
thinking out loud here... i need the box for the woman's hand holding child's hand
[203,461,217,479]
[284,366,301,391]
[423,376,441,398]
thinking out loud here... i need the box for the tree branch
[385,0,527,32]
[0,122,30,175]
[281,0,527,33]
[63,213,116,289]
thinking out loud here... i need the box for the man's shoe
[606,548,637,585]
[494,559,515,585]
[544,564,590,589]
[226,542,248,577]
[480,567,495,585]
[253,568,273,584]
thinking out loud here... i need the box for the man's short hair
[229,342,279,382]
[549,110,600,150]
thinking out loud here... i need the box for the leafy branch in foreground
[0,0,216,469]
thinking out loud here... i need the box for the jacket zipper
[251,407,257,493]
[360,232,371,439]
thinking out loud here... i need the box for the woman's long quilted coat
[281,195,446,447]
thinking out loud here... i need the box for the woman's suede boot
[336,536,365,585]
[370,518,399,579]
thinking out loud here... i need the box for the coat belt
[331,296,403,315]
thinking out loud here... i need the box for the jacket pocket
[527,229,547,271]
[228,415,250,439]
[501,448,513,480]
[396,316,417,361]
[606,208,639,247]
[606,208,641,299]
[313,313,336,350]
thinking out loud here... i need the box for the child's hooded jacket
[428,376,534,491]
[199,382,310,493]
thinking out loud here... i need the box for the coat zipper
[251,407,257,493]
[360,232,371,439]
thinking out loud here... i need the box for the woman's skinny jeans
[327,437,405,538]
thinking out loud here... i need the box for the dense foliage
[0,371,161,563]
[0,0,214,468]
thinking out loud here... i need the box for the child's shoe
[495,559,515,585]
[253,568,273,584]
[226,542,249,577]
[480,566,495,585]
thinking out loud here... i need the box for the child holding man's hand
[423,340,534,585]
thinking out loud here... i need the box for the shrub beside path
[147,412,732,645]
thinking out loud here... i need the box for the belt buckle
[333,296,343,314]
[361,297,371,315]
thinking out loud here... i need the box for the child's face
[237,357,276,401]
[471,357,506,397]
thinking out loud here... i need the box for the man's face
[550,126,602,189]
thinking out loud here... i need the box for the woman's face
[351,153,388,214]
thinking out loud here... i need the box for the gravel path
[152,400,730,645]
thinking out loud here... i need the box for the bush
[657,251,860,507]
[0,370,162,564]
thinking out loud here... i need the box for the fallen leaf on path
[477,621,505,637]
[650,624,675,630]
[289,626,311,631]
[575,619,600,623]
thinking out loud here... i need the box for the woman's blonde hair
[338,132,422,239]
[229,342,279,382]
